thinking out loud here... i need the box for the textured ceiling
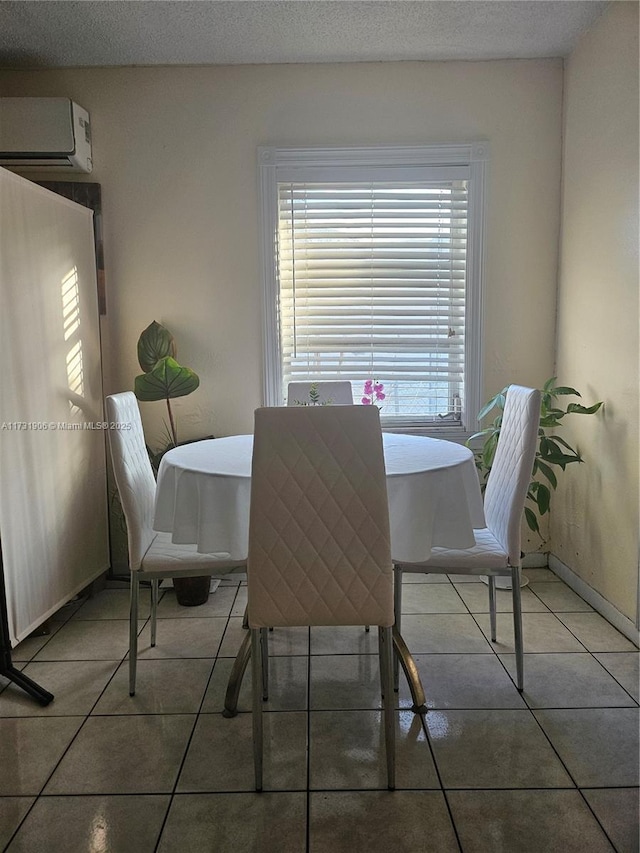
[0,1,610,69]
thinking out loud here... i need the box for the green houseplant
[134,320,200,461]
[135,321,209,606]
[469,377,603,539]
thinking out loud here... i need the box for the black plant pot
[173,576,210,606]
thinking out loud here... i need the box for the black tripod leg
[0,665,53,706]
[0,549,54,706]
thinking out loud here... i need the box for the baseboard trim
[548,554,639,648]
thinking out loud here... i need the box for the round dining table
[153,432,485,564]
[153,431,486,716]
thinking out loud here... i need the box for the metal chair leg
[379,626,396,790]
[393,565,403,690]
[392,626,427,715]
[129,574,139,696]
[150,578,159,647]
[251,628,264,792]
[260,627,269,700]
[488,575,497,642]
[222,630,251,717]
[512,565,524,691]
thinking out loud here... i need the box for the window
[259,144,488,436]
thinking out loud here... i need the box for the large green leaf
[541,436,582,461]
[134,356,200,401]
[566,401,603,415]
[540,436,554,456]
[548,434,580,454]
[476,387,508,421]
[552,386,581,396]
[535,459,558,489]
[137,321,177,372]
[466,427,497,446]
[539,451,578,469]
[539,413,564,428]
[482,431,499,469]
[524,507,540,533]
[535,483,551,515]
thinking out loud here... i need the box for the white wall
[0,59,562,451]
[553,2,639,622]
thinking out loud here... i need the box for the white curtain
[0,168,109,645]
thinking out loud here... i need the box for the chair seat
[140,532,240,574]
[399,527,509,571]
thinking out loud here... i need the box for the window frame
[258,143,488,440]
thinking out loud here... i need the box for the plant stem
[166,398,178,447]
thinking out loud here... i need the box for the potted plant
[134,321,200,457]
[135,320,210,606]
[469,377,603,540]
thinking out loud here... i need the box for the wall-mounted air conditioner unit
[0,97,92,173]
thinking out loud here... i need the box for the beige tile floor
[0,569,638,852]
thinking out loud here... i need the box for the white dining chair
[286,380,354,406]
[246,404,395,791]
[393,384,541,691]
[105,391,244,696]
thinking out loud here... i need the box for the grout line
[305,626,312,853]
[589,655,640,706]
[418,703,463,852]
[153,581,242,852]
[1,783,635,799]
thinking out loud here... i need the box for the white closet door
[0,168,109,645]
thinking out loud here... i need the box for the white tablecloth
[153,433,485,564]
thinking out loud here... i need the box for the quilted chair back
[286,381,354,406]
[483,385,541,566]
[105,392,157,571]
[247,405,394,629]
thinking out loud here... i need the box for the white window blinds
[277,177,469,425]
